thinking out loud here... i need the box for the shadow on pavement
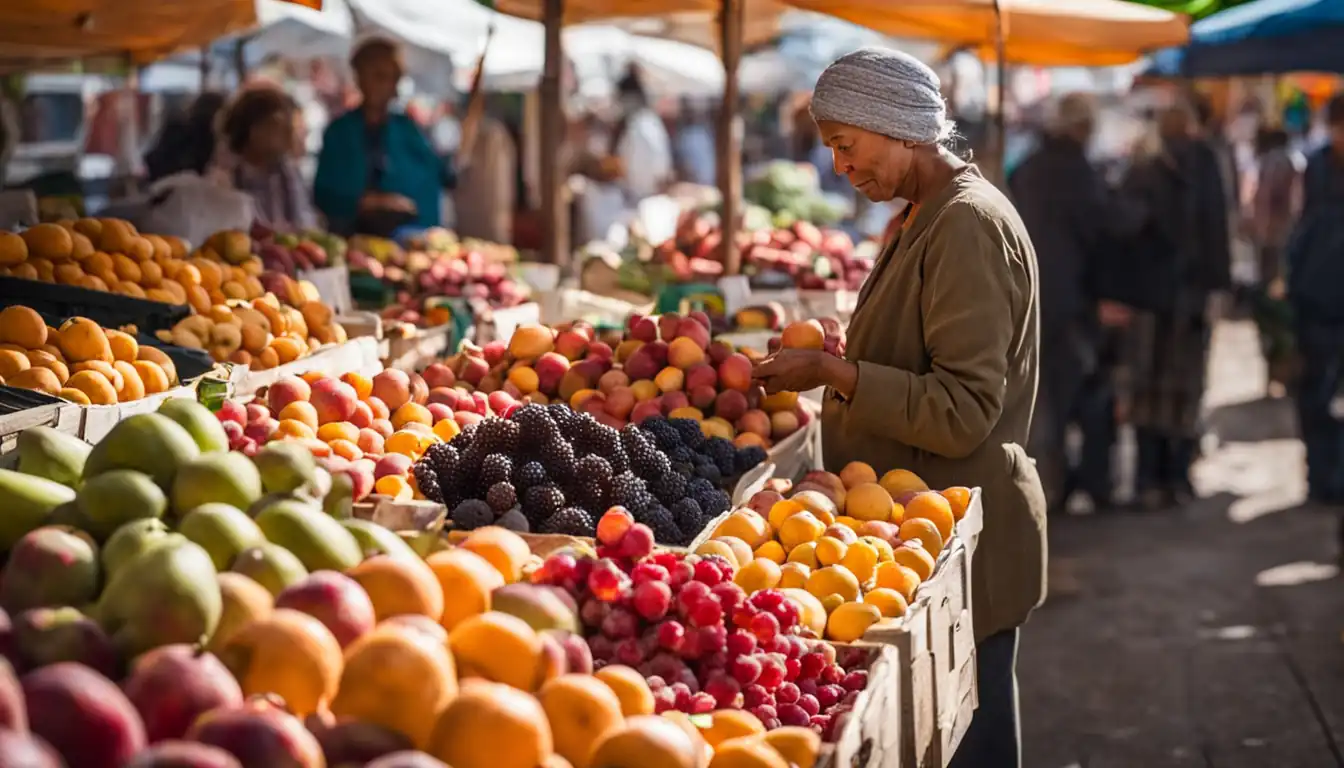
[1204,396,1298,445]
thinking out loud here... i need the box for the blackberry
[481,454,514,489]
[668,445,696,464]
[541,507,596,537]
[652,472,687,505]
[672,461,696,479]
[706,438,738,477]
[669,418,706,450]
[585,428,626,468]
[670,498,704,535]
[413,462,443,503]
[451,499,494,531]
[477,417,521,455]
[610,472,648,510]
[510,404,558,443]
[639,418,682,450]
[552,405,584,439]
[425,443,463,501]
[639,505,683,545]
[628,439,670,481]
[694,461,722,485]
[567,479,607,514]
[695,488,731,517]
[540,438,576,477]
[523,484,566,524]
[735,445,768,474]
[628,489,656,514]
[514,461,548,489]
[688,477,716,498]
[486,482,517,512]
[575,455,614,484]
[496,508,530,533]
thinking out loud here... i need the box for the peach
[311,379,358,425]
[762,391,799,413]
[614,339,644,363]
[736,409,771,438]
[266,376,311,414]
[459,356,489,387]
[278,401,319,430]
[689,310,712,331]
[625,313,647,334]
[645,340,670,367]
[408,373,429,405]
[701,417,734,440]
[579,392,607,415]
[245,418,278,444]
[746,490,783,517]
[275,571,376,648]
[667,406,704,421]
[357,428,385,455]
[507,324,554,359]
[630,316,657,343]
[707,340,733,366]
[427,403,453,423]
[771,410,800,440]
[428,387,462,409]
[366,396,391,421]
[245,403,270,423]
[486,390,515,415]
[507,366,539,395]
[856,520,901,546]
[598,369,630,394]
[534,352,570,395]
[349,401,374,430]
[123,643,244,742]
[370,419,394,439]
[840,461,878,489]
[689,384,718,410]
[674,317,711,349]
[667,337,706,370]
[588,341,613,361]
[421,363,456,390]
[371,369,411,411]
[685,363,717,391]
[630,400,663,424]
[554,329,589,361]
[781,320,825,350]
[718,353,754,392]
[715,389,749,422]
[657,312,681,341]
[623,346,661,382]
[392,402,432,429]
[735,431,768,449]
[317,421,360,444]
[480,341,507,366]
[661,391,690,413]
[218,400,247,426]
[454,411,483,429]
[605,386,637,419]
[629,379,660,402]
[374,452,413,480]
[879,469,930,498]
[654,366,684,393]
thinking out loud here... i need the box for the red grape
[689,692,717,714]
[631,562,670,585]
[773,599,801,630]
[651,551,680,570]
[725,629,757,657]
[757,654,786,690]
[535,553,577,585]
[777,703,811,727]
[751,590,786,612]
[750,705,778,723]
[653,686,677,713]
[620,525,656,559]
[711,582,746,616]
[749,612,780,643]
[729,656,762,685]
[811,714,832,734]
[763,636,791,655]
[842,670,868,692]
[732,604,759,630]
[693,559,725,586]
[704,676,742,709]
[742,684,773,708]
[580,598,609,628]
[775,681,800,704]
[668,560,695,587]
[588,635,615,661]
[645,675,667,690]
[615,638,646,666]
[799,652,827,681]
[688,597,724,628]
[670,682,693,709]
[657,620,687,651]
[696,624,727,654]
[632,580,672,620]
[601,607,638,639]
[588,560,629,602]
[785,658,801,681]
[816,684,844,709]
[821,664,845,686]
[675,581,712,615]
[797,693,820,717]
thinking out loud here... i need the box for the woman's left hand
[752,349,838,394]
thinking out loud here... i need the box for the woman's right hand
[359,191,416,213]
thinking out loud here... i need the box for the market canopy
[1146,0,1344,77]
[485,0,788,49]
[0,0,322,71]
[780,0,1191,67]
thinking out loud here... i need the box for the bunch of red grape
[531,507,870,740]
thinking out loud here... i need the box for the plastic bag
[134,173,255,248]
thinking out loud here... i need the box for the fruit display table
[232,336,382,400]
[536,286,654,329]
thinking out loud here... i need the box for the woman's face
[249,109,294,163]
[357,54,402,109]
[816,120,910,202]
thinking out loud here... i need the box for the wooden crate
[818,643,903,768]
[385,323,457,372]
[0,400,82,463]
[234,337,382,399]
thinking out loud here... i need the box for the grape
[799,652,828,681]
[777,703,811,727]
[688,597,724,628]
[696,625,727,655]
[632,580,672,621]
[646,675,667,690]
[620,525,656,558]
[821,663,845,686]
[689,692,717,714]
[615,638,646,666]
[785,658,802,681]
[657,620,687,652]
[588,635,615,661]
[536,553,577,585]
[653,686,677,713]
[725,630,757,658]
[763,636,791,655]
[587,560,629,602]
[816,684,845,709]
[729,656,761,685]
[797,693,820,717]
[670,682,693,710]
[750,705,778,723]
[601,608,639,639]
[675,581,713,616]
[668,560,695,587]
[757,655,786,690]
[749,612,780,643]
[842,670,869,692]
[775,681,801,704]
[580,598,609,629]
[704,676,741,709]
[710,582,746,616]
[742,684,773,708]
[693,558,725,586]
[631,562,670,585]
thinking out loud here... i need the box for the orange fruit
[538,674,624,768]
[897,517,944,559]
[891,541,936,582]
[316,421,359,444]
[903,492,955,543]
[843,482,896,522]
[217,608,343,717]
[426,549,504,631]
[429,680,553,768]
[825,601,882,642]
[701,710,765,750]
[804,565,860,603]
[864,587,910,618]
[593,664,654,717]
[347,555,445,623]
[589,715,706,768]
[708,737,789,768]
[941,486,973,521]
[341,371,373,399]
[331,623,458,749]
[449,612,543,691]
[838,461,878,489]
[878,468,929,498]
[460,526,531,584]
[763,726,821,768]
[712,509,771,550]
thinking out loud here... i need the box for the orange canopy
[489,0,786,50]
[785,0,1190,67]
[0,0,323,71]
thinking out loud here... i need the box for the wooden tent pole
[717,0,744,275]
[990,0,1007,187]
[539,0,570,269]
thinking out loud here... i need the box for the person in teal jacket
[314,38,450,237]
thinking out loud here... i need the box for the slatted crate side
[920,543,977,766]
[862,598,937,767]
[819,643,902,768]
[0,401,83,464]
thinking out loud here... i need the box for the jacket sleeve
[845,203,1016,459]
[313,117,360,232]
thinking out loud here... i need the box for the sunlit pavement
[1019,321,1344,768]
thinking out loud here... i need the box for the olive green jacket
[821,165,1048,642]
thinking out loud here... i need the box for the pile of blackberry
[411,405,765,545]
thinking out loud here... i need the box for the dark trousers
[1035,334,1116,509]
[1294,322,1344,502]
[948,628,1021,768]
[1135,429,1197,495]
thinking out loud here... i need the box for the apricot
[57,387,91,405]
[898,517,945,558]
[874,562,922,603]
[459,526,531,584]
[702,710,765,751]
[780,319,825,350]
[826,601,882,642]
[217,608,344,717]
[903,492,956,542]
[0,306,47,349]
[839,460,878,489]
[425,549,504,631]
[347,555,445,623]
[332,624,459,749]
[66,369,117,405]
[0,231,27,265]
[804,565,860,603]
[891,541,937,582]
[507,324,555,360]
[6,366,60,395]
[941,486,974,522]
[588,715,704,768]
[712,509,771,550]
[864,587,910,619]
[844,482,896,523]
[58,317,113,364]
[448,612,543,691]
[538,674,624,768]
[111,361,146,401]
[878,468,929,498]
[0,349,30,380]
[709,738,789,768]
[763,727,821,768]
[429,681,553,768]
[21,223,73,261]
[734,558,782,593]
[593,665,654,717]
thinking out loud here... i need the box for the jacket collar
[902,164,980,245]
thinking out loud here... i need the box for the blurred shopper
[1123,102,1231,509]
[314,38,448,237]
[611,68,672,201]
[1286,94,1344,509]
[454,111,517,245]
[213,86,316,232]
[1010,93,1143,514]
[675,97,716,187]
[1248,126,1302,289]
[753,48,1045,768]
[144,92,226,184]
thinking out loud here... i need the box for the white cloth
[617,108,672,201]
[676,123,716,186]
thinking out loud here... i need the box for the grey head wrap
[810,47,953,145]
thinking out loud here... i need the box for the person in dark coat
[143,92,226,183]
[1287,94,1344,522]
[1010,93,1143,513]
[1124,102,1232,509]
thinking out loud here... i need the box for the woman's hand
[751,349,857,396]
[359,191,416,213]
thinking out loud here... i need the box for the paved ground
[1019,320,1344,768]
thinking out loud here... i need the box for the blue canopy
[1146,0,1344,76]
